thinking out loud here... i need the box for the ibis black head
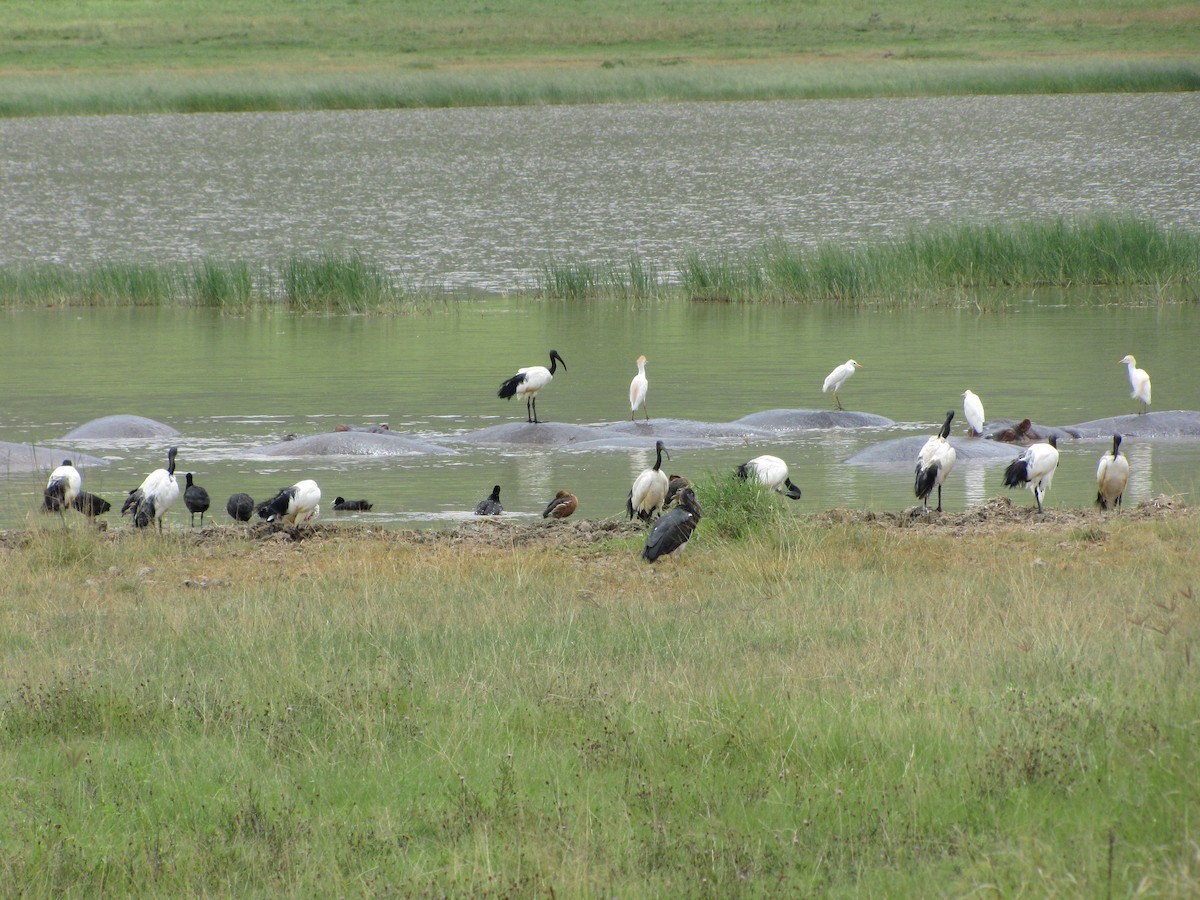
[1048,435,1058,447]
[939,410,955,439]
[549,349,566,371]
[62,459,72,466]
[166,446,178,473]
[1112,433,1124,454]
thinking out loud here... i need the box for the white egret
[736,455,802,500]
[627,440,670,522]
[497,349,567,424]
[962,390,986,437]
[821,359,862,411]
[1096,433,1130,511]
[1003,436,1059,513]
[642,487,703,563]
[542,490,578,519]
[1118,355,1151,414]
[122,447,181,530]
[629,355,649,421]
[258,479,322,525]
[183,473,210,527]
[44,459,82,514]
[915,410,957,512]
[475,484,503,516]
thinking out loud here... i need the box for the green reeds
[278,251,397,313]
[538,254,665,301]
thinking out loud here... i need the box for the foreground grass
[1,508,1197,895]
[4,217,1192,310]
[1,0,1198,116]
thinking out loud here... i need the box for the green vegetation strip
[2,217,1195,310]
[1,496,1196,894]
[1,0,1197,116]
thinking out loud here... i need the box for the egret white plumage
[121,446,181,530]
[258,479,321,525]
[43,459,82,514]
[821,359,862,411]
[914,410,957,512]
[497,349,566,423]
[627,440,670,522]
[333,497,373,511]
[183,473,210,527]
[226,492,255,522]
[1119,354,1151,414]
[962,390,985,437]
[1095,433,1130,511]
[542,490,577,519]
[1003,436,1059,513]
[475,484,503,516]
[736,455,802,500]
[629,354,649,421]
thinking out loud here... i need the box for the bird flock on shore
[42,351,1148,562]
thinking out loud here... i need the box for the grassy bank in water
[0,501,1196,895]
[1,0,1197,116]
[3,217,1196,311]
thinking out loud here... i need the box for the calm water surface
[2,95,1198,289]
[1,301,1197,530]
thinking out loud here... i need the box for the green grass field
[2,498,1197,895]
[2,0,1198,115]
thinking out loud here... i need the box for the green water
[2,298,1197,529]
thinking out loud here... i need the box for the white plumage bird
[822,359,862,411]
[122,446,181,530]
[914,410,957,512]
[627,440,670,522]
[629,354,649,421]
[258,479,322,525]
[497,349,567,424]
[736,455,802,500]
[1003,436,1060,513]
[1096,433,1130,511]
[1119,354,1151,414]
[44,459,83,513]
[962,389,986,437]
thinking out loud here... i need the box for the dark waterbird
[475,485,503,516]
[497,349,566,424]
[333,496,373,511]
[642,486,703,563]
[226,492,254,522]
[184,473,210,527]
[72,491,111,518]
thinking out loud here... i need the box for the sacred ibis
[258,479,322,525]
[122,447,181,530]
[627,440,670,522]
[1096,433,1130,511]
[914,410,957,512]
[497,349,566,423]
[1003,436,1059,513]
[43,460,82,514]
[736,455,802,500]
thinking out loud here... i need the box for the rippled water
[2,95,1198,290]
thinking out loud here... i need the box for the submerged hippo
[60,415,180,441]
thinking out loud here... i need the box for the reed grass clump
[278,251,398,313]
[692,469,793,541]
[538,254,666,301]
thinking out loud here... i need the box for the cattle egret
[1003,436,1060,513]
[736,455,802,500]
[642,487,703,563]
[122,447,181,530]
[822,359,862,411]
[1119,355,1151,414]
[498,349,567,423]
[627,440,670,522]
[1096,433,1130,511]
[629,355,650,421]
[475,485,503,516]
[915,411,957,512]
[542,490,578,519]
[962,390,985,437]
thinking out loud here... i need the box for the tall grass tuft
[538,253,667,300]
[278,251,397,313]
[692,469,793,542]
[191,259,256,310]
